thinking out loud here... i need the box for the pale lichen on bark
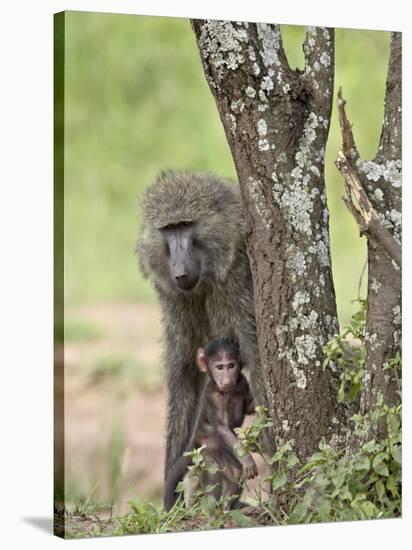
[196,20,250,85]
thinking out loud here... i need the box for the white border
[0,1,409,548]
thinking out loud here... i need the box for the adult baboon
[137,171,273,488]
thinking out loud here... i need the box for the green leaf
[299,460,320,474]
[288,501,309,524]
[360,500,380,519]
[386,475,399,497]
[391,445,402,465]
[348,382,361,402]
[322,357,330,369]
[373,453,389,476]
[340,486,353,501]
[269,452,281,465]
[200,495,216,513]
[332,467,346,489]
[387,411,401,437]
[338,381,346,402]
[354,456,370,471]
[376,480,385,500]
[314,474,330,490]
[229,510,256,527]
[317,497,331,520]
[287,454,299,468]
[361,439,382,454]
[374,463,389,476]
[373,452,386,465]
[272,472,287,492]
[303,487,316,505]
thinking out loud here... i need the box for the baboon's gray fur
[137,171,271,481]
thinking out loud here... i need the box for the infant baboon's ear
[197,348,208,372]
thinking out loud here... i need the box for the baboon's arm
[216,424,257,478]
[216,424,237,450]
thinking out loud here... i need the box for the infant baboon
[164,338,257,511]
[137,171,274,502]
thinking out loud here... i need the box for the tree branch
[335,88,401,268]
[336,87,359,160]
[335,150,401,268]
[377,32,402,162]
[303,26,335,118]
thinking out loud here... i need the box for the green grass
[62,12,390,328]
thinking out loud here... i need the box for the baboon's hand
[242,455,258,479]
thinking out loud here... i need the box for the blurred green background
[64,11,390,324]
[59,12,390,518]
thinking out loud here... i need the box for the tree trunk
[192,20,345,461]
[336,33,401,421]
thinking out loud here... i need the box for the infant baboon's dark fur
[137,171,273,498]
[163,338,257,511]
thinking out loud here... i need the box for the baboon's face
[198,347,241,393]
[160,222,202,292]
[207,352,241,393]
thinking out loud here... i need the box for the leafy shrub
[322,298,366,403]
[236,298,402,525]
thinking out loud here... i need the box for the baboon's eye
[164,241,170,256]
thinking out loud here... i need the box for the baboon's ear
[197,348,208,372]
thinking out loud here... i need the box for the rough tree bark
[335,32,402,418]
[192,20,346,461]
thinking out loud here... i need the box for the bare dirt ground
[62,303,165,515]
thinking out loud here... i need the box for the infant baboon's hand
[242,455,258,479]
